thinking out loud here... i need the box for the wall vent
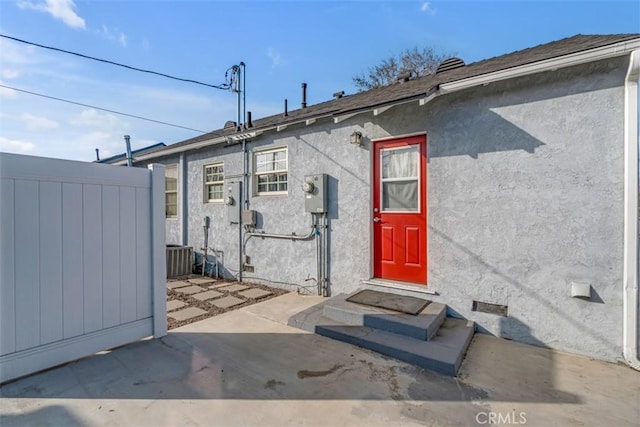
[166,245,193,278]
[436,57,466,74]
[472,300,508,317]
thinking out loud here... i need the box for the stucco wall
[147,156,181,244]
[417,57,627,362]
[149,56,628,362]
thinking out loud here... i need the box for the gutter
[439,38,640,93]
[623,49,640,371]
[113,134,229,165]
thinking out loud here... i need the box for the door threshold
[361,278,438,296]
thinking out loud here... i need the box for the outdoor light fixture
[350,131,363,146]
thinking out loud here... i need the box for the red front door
[373,135,427,284]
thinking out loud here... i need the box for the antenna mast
[232,62,246,129]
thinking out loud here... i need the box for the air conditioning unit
[166,245,193,278]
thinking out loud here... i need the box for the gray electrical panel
[226,181,242,224]
[303,174,327,213]
[242,209,257,227]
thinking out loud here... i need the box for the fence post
[149,164,167,338]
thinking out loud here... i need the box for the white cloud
[1,69,20,79]
[0,39,39,66]
[0,83,18,99]
[69,108,126,131]
[0,136,36,153]
[17,0,86,29]
[267,47,286,68]
[20,113,59,131]
[97,25,127,47]
[420,2,436,15]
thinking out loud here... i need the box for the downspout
[322,212,329,296]
[623,49,640,371]
[180,152,188,246]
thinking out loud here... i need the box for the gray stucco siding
[146,56,629,362]
[417,57,627,361]
[143,156,182,244]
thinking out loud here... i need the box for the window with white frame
[165,165,178,219]
[204,162,224,202]
[254,147,288,195]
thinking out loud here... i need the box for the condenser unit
[166,245,193,278]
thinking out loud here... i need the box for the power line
[0,34,235,91]
[1,84,208,133]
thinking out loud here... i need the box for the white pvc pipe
[623,49,640,371]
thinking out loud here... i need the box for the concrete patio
[1,293,638,426]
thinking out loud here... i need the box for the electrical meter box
[242,209,257,227]
[226,181,242,224]
[303,174,327,213]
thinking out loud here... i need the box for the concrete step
[323,291,446,341]
[288,302,475,377]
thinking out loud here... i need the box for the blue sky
[0,0,638,161]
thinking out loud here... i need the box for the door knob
[373,217,381,222]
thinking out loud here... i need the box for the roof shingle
[146,34,640,157]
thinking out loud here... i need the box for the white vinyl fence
[0,153,166,383]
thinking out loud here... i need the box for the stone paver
[167,300,187,311]
[217,284,249,292]
[167,281,191,290]
[188,278,217,285]
[239,288,273,299]
[175,285,206,295]
[209,295,245,309]
[192,290,224,301]
[167,307,208,322]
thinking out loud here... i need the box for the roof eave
[134,37,640,163]
[113,135,227,165]
[440,37,640,94]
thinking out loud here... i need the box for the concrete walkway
[1,293,639,426]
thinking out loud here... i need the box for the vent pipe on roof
[95,148,100,161]
[124,135,133,167]
[247,111,253,128]
[333,91,345,99]
[397,71,412,82]
[301,83,307,108]
[284,99,288,117]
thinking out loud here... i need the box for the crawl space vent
[472,300,508,317]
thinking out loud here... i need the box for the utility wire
[1,84,208,133]
[0,34,235,91]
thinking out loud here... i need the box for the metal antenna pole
[241,62,246,127]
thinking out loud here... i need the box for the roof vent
[396,71,413,82]
[436,57,465,74]
[224,120,237,130]
[333,91,345,99]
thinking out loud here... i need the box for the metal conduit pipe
[201,216,210,276]
[243,214,317,250]
[243,214,321,294]
[322,213,329,297]
[208,248,223,279]
[316,213,322,295]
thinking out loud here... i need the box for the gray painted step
[323,291,446,341]
[288,302,474,377]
